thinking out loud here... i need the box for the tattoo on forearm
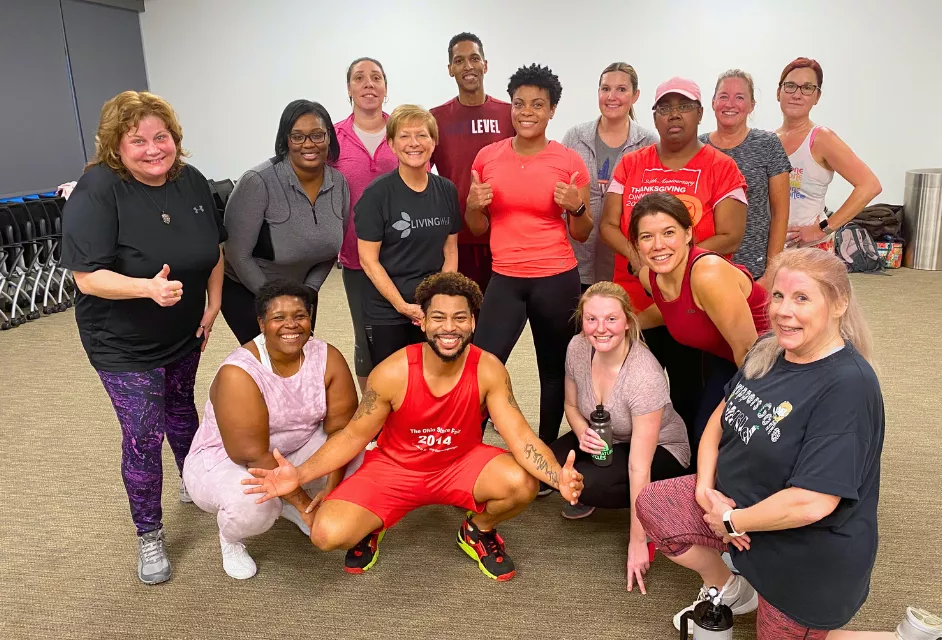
[524,443,559,488]
[505,375,520,411]
[352,385,378,420]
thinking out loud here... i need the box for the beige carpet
[2,267,940,639]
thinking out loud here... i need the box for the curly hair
[507,63,562,106]
[88,91,189,182]
[254,280,317,320]
[414,272,483,316]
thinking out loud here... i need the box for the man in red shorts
[242,272,583,581]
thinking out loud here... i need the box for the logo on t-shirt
[471,119,502,135]
[626,168,706,225]
[392,211,452,239]
[725,381,794,445]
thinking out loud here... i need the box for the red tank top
[377,343,485,471]
[649,247,770,362]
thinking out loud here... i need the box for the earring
[384,96,389,105]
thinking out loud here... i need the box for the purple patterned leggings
[97,351,201,536]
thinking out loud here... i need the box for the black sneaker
[457,512,515,581]
[344,530,385,574]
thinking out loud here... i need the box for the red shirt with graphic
[608,144,746,311]
[430,96,513,245]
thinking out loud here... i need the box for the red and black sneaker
[344,530,385,574]
[457,512,516,581]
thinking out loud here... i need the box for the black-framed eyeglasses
[653,102,700,117]
[289,131,329,145]
[780,81,819,96]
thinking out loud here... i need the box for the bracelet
[723,509,745,537]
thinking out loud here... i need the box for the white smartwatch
[722,510,745,537]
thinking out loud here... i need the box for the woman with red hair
[775,58,881,250]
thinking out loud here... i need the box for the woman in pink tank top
[628,193,769,452]
[182,281,363,580]
[774,58,882,250]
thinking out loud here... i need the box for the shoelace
[477,529,504,560]
[140,534,165,565]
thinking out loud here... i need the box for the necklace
[512,137,549,169]
[138,182,171,224]
[266,345,304,377]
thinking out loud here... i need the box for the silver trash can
[903,168,942,270]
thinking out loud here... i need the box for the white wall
[140,0,942,206]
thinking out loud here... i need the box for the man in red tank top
[243,272,583,582]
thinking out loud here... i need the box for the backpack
[835,222,885,273]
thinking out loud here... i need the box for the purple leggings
[97,350,201,536]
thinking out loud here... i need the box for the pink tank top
[649,247,770,362]
[187,337,328,470]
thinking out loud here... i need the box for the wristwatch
[569,203,586,218]
[723,510,745,537]
[818,218,834,234]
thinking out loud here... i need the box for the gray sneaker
[138,529,172,585]
[897,607,942,640]
[179,480,193,504]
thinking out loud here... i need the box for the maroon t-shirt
[430,95,513,245]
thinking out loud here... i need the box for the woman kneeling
[183,280,362,579]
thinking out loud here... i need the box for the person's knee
[222,496,281,540]
[634,482,658,530]
[309,512,359,552]
[507,464,539,504]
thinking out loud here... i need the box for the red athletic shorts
[324,444,508,529]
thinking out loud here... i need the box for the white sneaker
[897,607,942,640]
[281,502,311,537]
[179,479,193,504]
[673,574,758,633]
[219,534,257,580]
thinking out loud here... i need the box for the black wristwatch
[819,218,834,234]
[569,203,586,218]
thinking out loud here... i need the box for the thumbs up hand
[554,171,583,212]
[559,449,584,505]
[148,263,184,307]
[466,169,493,211]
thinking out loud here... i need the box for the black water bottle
[589,404,613,467]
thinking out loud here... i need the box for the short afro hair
[254,280,317,320]
[507,63,562,106]
[414,272,483,316]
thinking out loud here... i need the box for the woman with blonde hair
[549,281,690,593]
[61,91,226,584]
[635,248,939,639]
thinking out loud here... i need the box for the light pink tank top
[188,337,329,470]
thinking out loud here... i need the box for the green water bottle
[590,404,613,467]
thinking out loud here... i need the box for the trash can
[903,168,942,270]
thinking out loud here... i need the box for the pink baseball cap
[653,77,701,105]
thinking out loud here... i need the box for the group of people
[58,31,941,640]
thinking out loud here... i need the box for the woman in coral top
[466,63,593,459]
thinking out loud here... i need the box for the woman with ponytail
[633,248,932,640]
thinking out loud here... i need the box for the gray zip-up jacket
[223,158,349,294]
[561,118,658,284]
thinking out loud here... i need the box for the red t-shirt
[377,344,486,471]
[471,139,590,278]
[609,144,746,311]
[430,96,513,246]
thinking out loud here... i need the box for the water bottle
[679,586,733,639]
[589,404,613,467]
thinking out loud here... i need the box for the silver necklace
[138,182,171,224]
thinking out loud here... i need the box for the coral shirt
[471,139,589,278]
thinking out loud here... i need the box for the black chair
[37,198,72,312]
[0,206,27,328]
[7,203,43,321]
[210,178,235,213]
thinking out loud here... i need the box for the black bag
[835,222,884,273]
[853,203,903,240]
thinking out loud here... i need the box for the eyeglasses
[288,131,329,145]
[653,102,700,117]
[780,81,819,96]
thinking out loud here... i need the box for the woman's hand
[396,302,425,326]
[785,223,827,248]
[305,469,343,514]
[466,170,493,211]
[575,425,606,455]
[554,172,583,212]
[195,305,220,352]
[148,264,184,307]
[701,488,751,551]
[626,537,651,594]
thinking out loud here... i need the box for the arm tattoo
[351,385,378,421]
[505,374,521,412]
[524,443,559,489]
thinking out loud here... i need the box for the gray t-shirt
[594,130,623,194]
[700,129,791,278]
[565,333,690,467]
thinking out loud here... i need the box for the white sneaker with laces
[219,534,257,580]
[897,607,942,640]
[179,480,193,504]
[673,574,758,633]
[281,502,311,537]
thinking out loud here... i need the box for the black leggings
[365,322,424,367]
[220,275,261,345]
[549,431,687,508]
[473,268,581,445]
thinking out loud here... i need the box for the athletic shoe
[179,479,193,503]
[344,530,385,574]
[457,512,516,581]
[219,534,257,580]
[673,574,758,633]
[537,483,553,497]
[280,502,311,537]
[897,607,942,640]
[561,502,596,519]
[138,529,172,585]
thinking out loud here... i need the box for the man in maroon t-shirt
[430,32,513,294]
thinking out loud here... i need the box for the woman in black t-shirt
[61,91,225,586]
[355,104,460,366]
[634,248,935,639]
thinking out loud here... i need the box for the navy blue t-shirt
[717,343,884,630]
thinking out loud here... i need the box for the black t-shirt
[61,164,226,372]
[717,343,884,630]
[354,170,461,324]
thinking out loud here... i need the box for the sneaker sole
[344,530,385,575]
[561,506,596,520]
[139,567,172,585]
[456,531,515,582]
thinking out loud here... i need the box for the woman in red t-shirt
[631,192,769,452]
[466,64,593,454]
